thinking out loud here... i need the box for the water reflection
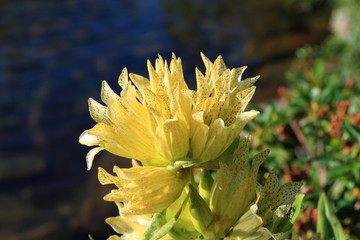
[0,0,329,239]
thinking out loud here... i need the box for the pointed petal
[101,80,120,105]
[86,147,104,170]
[88,98,109,124]
[79,130,101,146]
[118,68,129,89]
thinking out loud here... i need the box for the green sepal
[167,189,201,239]
[188,184,214,238]
[144,194,188,240]
[143,210,175,240]
[199,169,214,204]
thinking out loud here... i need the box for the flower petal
[99,166,189,215]
[86,147,104,170]
[88,98,110,124]
[79,130,101,146]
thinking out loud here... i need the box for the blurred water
[0,0,252,179]
[1,0,170,152]
[0,0,329,239]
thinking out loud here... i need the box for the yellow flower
[80,54,191,170]
[106,202,151,240]
[105,202,174,240]
[225,203,273,240]
[227,170,303,240]
[256,170,303,231]
[98,165,189,214]
[209,137,268,237]
[184,53,259,163]
[79,53,258,169]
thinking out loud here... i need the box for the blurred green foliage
[246,0,360,238]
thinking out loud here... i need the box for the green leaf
[313,60,325,79]
[319,78,339,104]
[343,122,360,142]
[275,194,305,233]
[317,193,333,239]
[88,234,95,240]
[290,194,305,224]
[316,193,347,240]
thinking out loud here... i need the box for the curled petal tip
[86,147,104,170]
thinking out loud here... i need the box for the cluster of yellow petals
[105,201,174,240]
[79,53,259,170]
[106,202,152,240]
[79,55,190,169]
[98,165,188,215]
[184,54,259,162]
